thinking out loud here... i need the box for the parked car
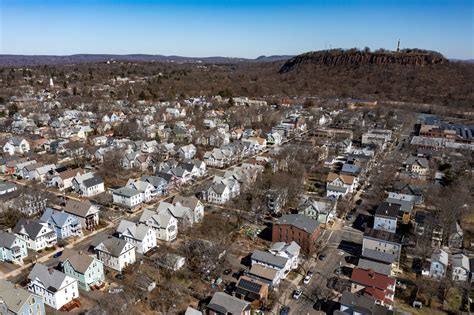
[303,271,313,285]
[280,306,290,315]
[293,288,303,300]
[318,254,326,261]
[53,251,63,258]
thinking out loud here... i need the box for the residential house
[452,253,469,282]
[268,241,300,269]
[27,263,79,310]
[141,140,158,153]
[362,228,402,268]
[3,137,30,156]
[297,195,336,224]
[172,195,205,224]
[203,148,233,168]
[339,291,393,315]
[373,203,400,233]
[326,172,357,199]
[141,175,169,196]
[139,209,178,242]
[207,292,251,315]
[64,200,100,231]
[246,264,280,287]
[404,156,429,177]
[427,249,448,279]
[361,129,392,150]
[112,186,143,209]
[448,222,463,249]
[266,131,283,145]
[13,219,57,251]
[266,189,288,214]
[90,236,136,272]
[178,144,197,160]
[0,231,28,265]
[59,249,105,291]
[47,168,85,191]
[202,176,240,204]
[0,180,17,195]
[385,192,419,224]
[350,268,395,308]
[116,220,157,254]
[72,173,105,197]
[251,250,292,282]
[357,258,393,277]
[272,214,321,254]
[0,279,45,315]
[40,208,82,240]
[235,276,269,302]
[127,179,156,202]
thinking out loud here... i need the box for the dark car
[280,306,290,315]
[53,251,63,258]
[318,254,326,261]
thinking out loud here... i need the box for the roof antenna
[397,39,400,52]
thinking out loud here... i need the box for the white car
[303,271,313,285]
[293,288,303,300]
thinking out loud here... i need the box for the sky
[0,0,473,59]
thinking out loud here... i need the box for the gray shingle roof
[207,292,250,314]
[251,250,288,269]
[0,280,39,314]
[375,202,400,219]
[28,263,69,292]
[276,214,320,234]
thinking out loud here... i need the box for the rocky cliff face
[279,49,448,73]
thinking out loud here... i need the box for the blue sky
[1,0,472,59]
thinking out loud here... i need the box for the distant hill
[0,54,294,67]
[279,48,448,73]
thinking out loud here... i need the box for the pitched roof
[173,195,201,210]
[251,250,288,269]
[0,280,39,314]
[207,292,250,314]
[375,202,400,219]
[94,236,132,257]
[351,268,395,291]
[64,199,98,218]
[28,263,70,292]
[59,248,99,274]
[13,219,50,239]
[357,258,392,276]
[364,228,402,244]
[276,214,320,234]
[40,208,77,228]
[326,172,355,184]
[0,231,20,249]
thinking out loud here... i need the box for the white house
[27,263,79,310]
[373,202,400,234]
[3,137,30,156]
[172,195,205,223]
[268,241,300,270]
[202,176,240,204]
[126,179,156,202]
[266,132,283,146]
[72,173,105,197]
[428,249,448,279]
[251,249,293,283]
[112,186,143,209]
[139,209,178,242]
[13,219,57,251]
[452,253,469,282]
[116,220,157,254]
[91,236,136,272]
[178,144,197,160]
[326,172,357,199]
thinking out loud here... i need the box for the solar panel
[238,278,262,293]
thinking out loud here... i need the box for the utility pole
[397,39,400,52]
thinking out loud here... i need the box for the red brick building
[272,214,321,254]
